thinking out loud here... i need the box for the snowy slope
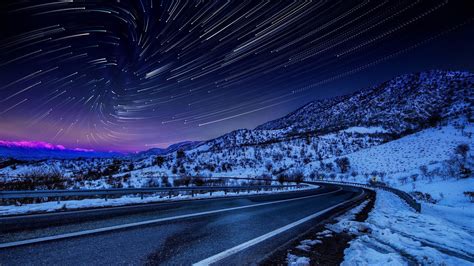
[322,121,473,176]
[343,190,474,265]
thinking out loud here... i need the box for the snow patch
[342,126,387,134]
[342,190,474,265]
[287,253,310,266]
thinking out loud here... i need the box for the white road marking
[0,187,343,249]
[193,190,364,266]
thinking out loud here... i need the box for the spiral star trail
[0,1,473,151]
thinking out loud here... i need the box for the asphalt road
[0,184,365,265]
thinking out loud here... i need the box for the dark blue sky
[0,1,473,152]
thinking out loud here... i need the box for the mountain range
[1,70,472,173]
[205,70,473,150]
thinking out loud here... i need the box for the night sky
[0,1,473,152]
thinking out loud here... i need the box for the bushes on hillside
[277,170,304,184]
[1,167,67,191]
[173,175,192,187]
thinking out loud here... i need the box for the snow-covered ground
[328,123,473,176]
[0,185,316,216]
[286,199,371,266]
[342,190,474,265]
[310,123,474,264]
[313,122,473,231]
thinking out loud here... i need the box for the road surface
[0,184,365,265]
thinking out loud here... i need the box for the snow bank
[342,190,474,265]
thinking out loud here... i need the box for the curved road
[0,184,365,265]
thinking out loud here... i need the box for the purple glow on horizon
[0,140,95,152]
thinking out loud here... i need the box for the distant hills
[0,140,123,160]
[0,140,202,161]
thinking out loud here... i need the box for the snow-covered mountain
[257,70,472,134]
[0,140,123,160]
[134,141,202,158]
[184,71,472,155]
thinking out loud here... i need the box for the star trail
[0,0,473,152]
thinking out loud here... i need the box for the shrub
[411,191,437,204]
[463,191,474,202]
[155,156,165,167]
[335,157,350,173]
[460,166,472,179]
[277,174,286,185]
[171,166,178,174]
[309,171,316,180]
[325,162,334,172]
[426,112,442,127]
[265,162,273,171]
[455,144,469,160]
[289,170,304,184]
[176,149,185,160]
[122,173,131,182]
[182,175,192,186]
[399,176,408,185]
[173,176,191,187]
[445,144,473,179]
[161,175,171,187]
[419,165,428,177]
[261,173,272,185]
[192,177,204,186]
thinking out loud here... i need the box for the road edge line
[193,190,365,266]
